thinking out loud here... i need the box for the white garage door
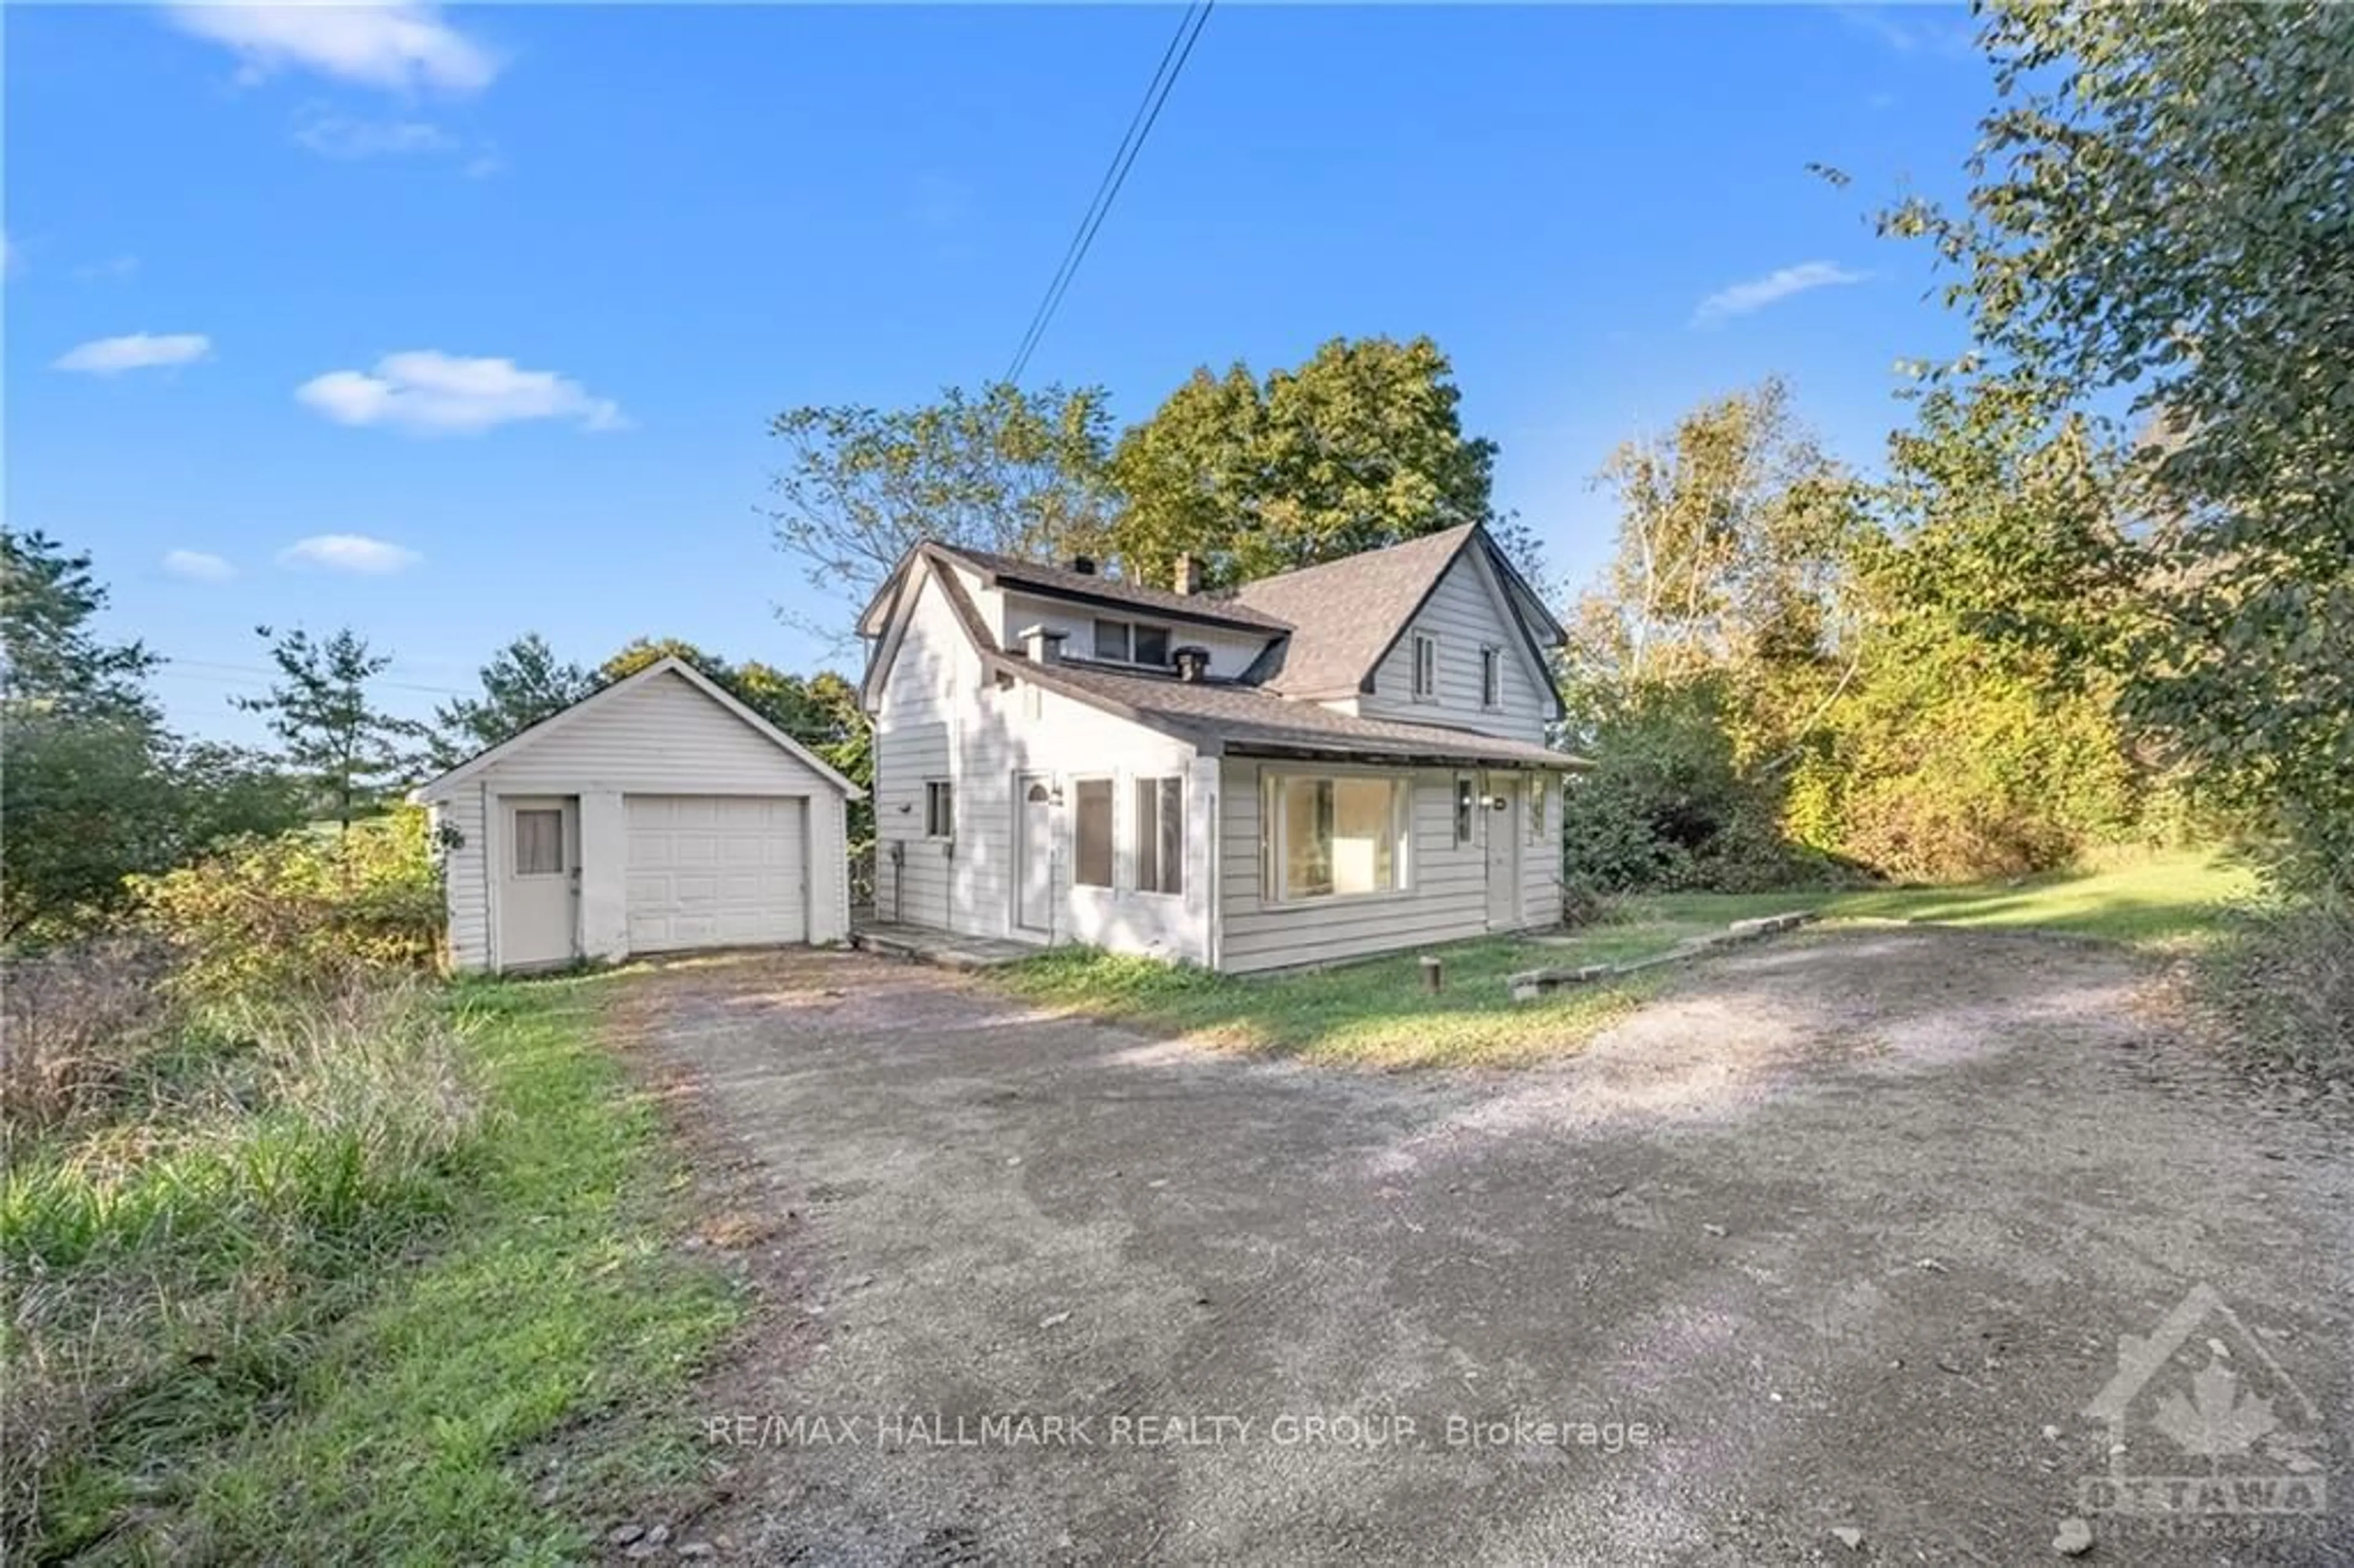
[625,794,807,953]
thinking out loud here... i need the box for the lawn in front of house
[994,850,2257,1068]
[995,932,1678,1069]
[1626,847,2260,952]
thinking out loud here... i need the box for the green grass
[994,849,2257,1069]
[997,938,1662,1069]
[1626,847,2260,952]
[12,975,743,1563]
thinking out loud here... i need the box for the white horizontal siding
[1217,759,1553,973]
[435,791,490,972]
[446,669,851,965]
[1522,775,1562,929]
[997,590,1273,680]
[870,563,1211,959]
[874,565,978,934]
[474,669,844,797]
[1359,548,1553,741]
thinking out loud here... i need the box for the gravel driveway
[620,930,2352,1566]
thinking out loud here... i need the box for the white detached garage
[413,657,862,973]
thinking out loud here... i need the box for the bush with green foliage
[132,808,446,1001]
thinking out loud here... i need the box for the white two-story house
[856,522,1580,973]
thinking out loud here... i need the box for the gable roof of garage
[410,655,864,803]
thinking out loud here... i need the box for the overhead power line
[1002,1,1214,387]
[157,657,470,698]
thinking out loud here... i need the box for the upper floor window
[1411,633,1438,701]
[1480,645,1504,709]
[1093,618,1172,667]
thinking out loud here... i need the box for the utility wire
[1002,1,1214,387]
[157,657,470,698]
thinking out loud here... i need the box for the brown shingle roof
[1018,661,1583,770]
[1227,523,1483,695]
[929,542,1292,631]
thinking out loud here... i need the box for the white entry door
[625,794,807,953]
[1484,774,1522,930]
[1015,774,1054,935]
[499,796,579,969]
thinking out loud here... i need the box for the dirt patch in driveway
[614,931,2352,1566]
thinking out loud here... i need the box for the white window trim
[1479,644,1504,710]
[1090,617,1175,669]
[1260,769,1415,908]
[924,778,954,840]
[1411,633,1438,702]
[1071,774,1118,890]
[1129,774,1186,899]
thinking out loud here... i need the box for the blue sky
[7,2,1991,744]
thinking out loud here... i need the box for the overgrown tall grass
[1,975,482,1550]
[2205,881,2354,1083]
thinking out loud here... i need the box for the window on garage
[514,808,565,875]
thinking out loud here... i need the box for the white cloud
[276,534,423,574]
[53,332,214,373]
[163,549,237,583]
[166,2,498,94]
[1834,6,1978,59]
[294,112,458,159]
[295,350,627,435]
[1691,262,1869,327]
[74,254,142,282]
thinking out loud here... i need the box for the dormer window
[1092,618,1172,668]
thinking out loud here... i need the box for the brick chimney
[1018,625,1067,664]
[1173,553,1198,595]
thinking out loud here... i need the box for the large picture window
[1270,774,1407,901]
[1133,776,1184,895]
[1074,778,1114,888]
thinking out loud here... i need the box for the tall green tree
[1881,0,2354,880]
[1570,379,1860,701]
[1783,382,2152,880]
[766,381,1120,623]
[431,632,598,766]
[2,533,302,935]
[235,626,424,829]
[1,528,161,722]
[1110,335,1517,590]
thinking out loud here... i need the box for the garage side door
[625,795,806,953]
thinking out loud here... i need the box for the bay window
[1268,773,1409,901]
